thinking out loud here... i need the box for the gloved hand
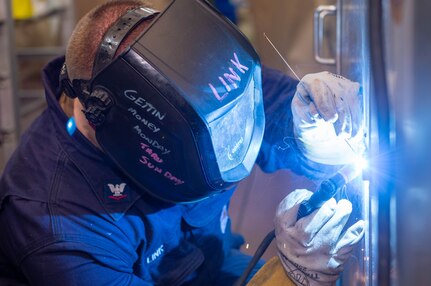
[275,189,365,286]
[292,71,364,165]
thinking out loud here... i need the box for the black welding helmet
[61,0,265,203]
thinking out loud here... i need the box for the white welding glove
[275,189,365,286]
[292,71,364,165]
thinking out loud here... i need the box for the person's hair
[65,0,154,81]
[61,0,156,116]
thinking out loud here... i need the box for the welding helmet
[61,0,265,203]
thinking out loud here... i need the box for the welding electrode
[296,164,360,221]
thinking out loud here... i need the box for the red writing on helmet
[164,172,184,186]
[139,156,185,186]
[208,52,249,101]
[140,143,163,163]
[139,156,163,174]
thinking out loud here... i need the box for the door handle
[314,5,337,65]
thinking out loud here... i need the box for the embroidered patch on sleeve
[104,181,131,203]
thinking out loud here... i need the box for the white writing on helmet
[227,136,244,160]
[230,53,249,73]
[124,90,166,121]
[133,125,170,155]
[208,52,249,101]
[128,108,161,133]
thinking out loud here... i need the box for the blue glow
[66,117,77,136]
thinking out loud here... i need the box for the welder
[0,1,364,285]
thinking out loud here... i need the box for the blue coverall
[0,56,303,285]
